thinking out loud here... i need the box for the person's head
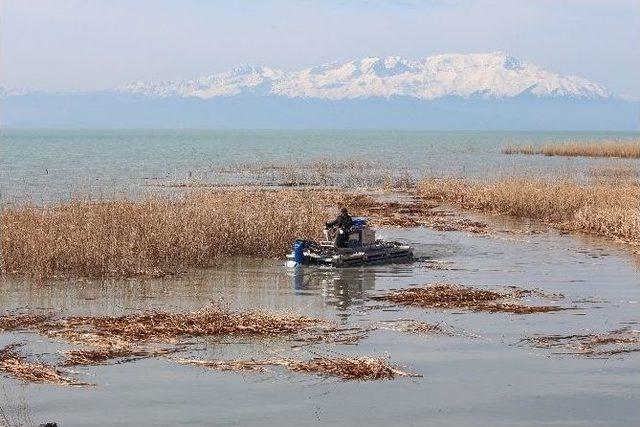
[340,207,348,215]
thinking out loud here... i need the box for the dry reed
[417,177,640,245]
[42,305,323,346]
[0,307,379,370]
[0,344,88,386]
[62,347,177,367]
[373,284,564,314]
[522,328,640,356]
[0,315,49,332]
[2,189,332,278]
[214,158,413,189]
[502,140,640,158]
[379,320,452,335]
[178,353,419,381]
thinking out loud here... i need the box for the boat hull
[286,242,413,267]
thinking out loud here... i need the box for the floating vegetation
[277,355,419,380]
[178,352,420,381]
[0,306,378,373]
[378,320,452,335]
[522,328,640,357]
[176,358,274,373]
[291,326,372,347]
[372,284,565,314]
[332,193,490,235]
[0,314,49,332]
[0,344,88,386]
[42,305,323,344]
[62,347,178,367]
[502,140,640,159]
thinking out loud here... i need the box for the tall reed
[2,189,332,278]
[503,140,640,158]
[417,177,640,244]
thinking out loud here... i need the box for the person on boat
[325,207,353,247]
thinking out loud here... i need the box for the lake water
[2,129,639,202]
[0,130,639,426]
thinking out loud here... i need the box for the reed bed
[178,353,419,381]
[213,158,415,189]
[2,189,332,278]
[372,284,564,314]
[1,185,492,278]
[502,140,640,158]
[417,177,640,245]
[522,328,640,357]
[0,344,87,386]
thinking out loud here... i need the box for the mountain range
[2,52,638,129]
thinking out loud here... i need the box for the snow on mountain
[121,65,284,98]
[119,52,609,100]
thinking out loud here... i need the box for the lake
[0,129,639,426]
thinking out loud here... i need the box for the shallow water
[1,215,638,426]
[2,129,640,202]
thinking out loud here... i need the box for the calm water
[2,129,639,202]
[1,130,639,426]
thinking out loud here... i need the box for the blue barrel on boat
[352,217,367,229]
[293,240,306,263]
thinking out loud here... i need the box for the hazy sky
[2,0,639,96]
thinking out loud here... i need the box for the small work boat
[286,218,413,267]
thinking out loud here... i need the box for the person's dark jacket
[326,212,353,231]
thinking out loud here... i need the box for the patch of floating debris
[177,351,420,381]
[371,284,566,314]
[521,328,640,357]
[0,344,90,386]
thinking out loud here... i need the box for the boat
[285,218,413,267]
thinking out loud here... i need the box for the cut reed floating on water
[63,347,178,367]
[0,344,89,386]
[178,353,420,381]
[522,328,640,357]
[0,314,49,332]
[502,140,640,158]
[41,305,324,346]
[372,284,564,314]
[378,320,452,335]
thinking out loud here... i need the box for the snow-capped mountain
[119,52,610,100]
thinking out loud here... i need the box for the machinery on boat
[286,218,413,267]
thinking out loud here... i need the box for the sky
[2,0,639,96]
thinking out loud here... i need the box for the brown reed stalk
[1,189,333,278]
[372,284,565,314]
[417,177,640,244]
[502,140,640,158]
[0,344,88,386]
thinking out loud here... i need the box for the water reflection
[289,266,376,315]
